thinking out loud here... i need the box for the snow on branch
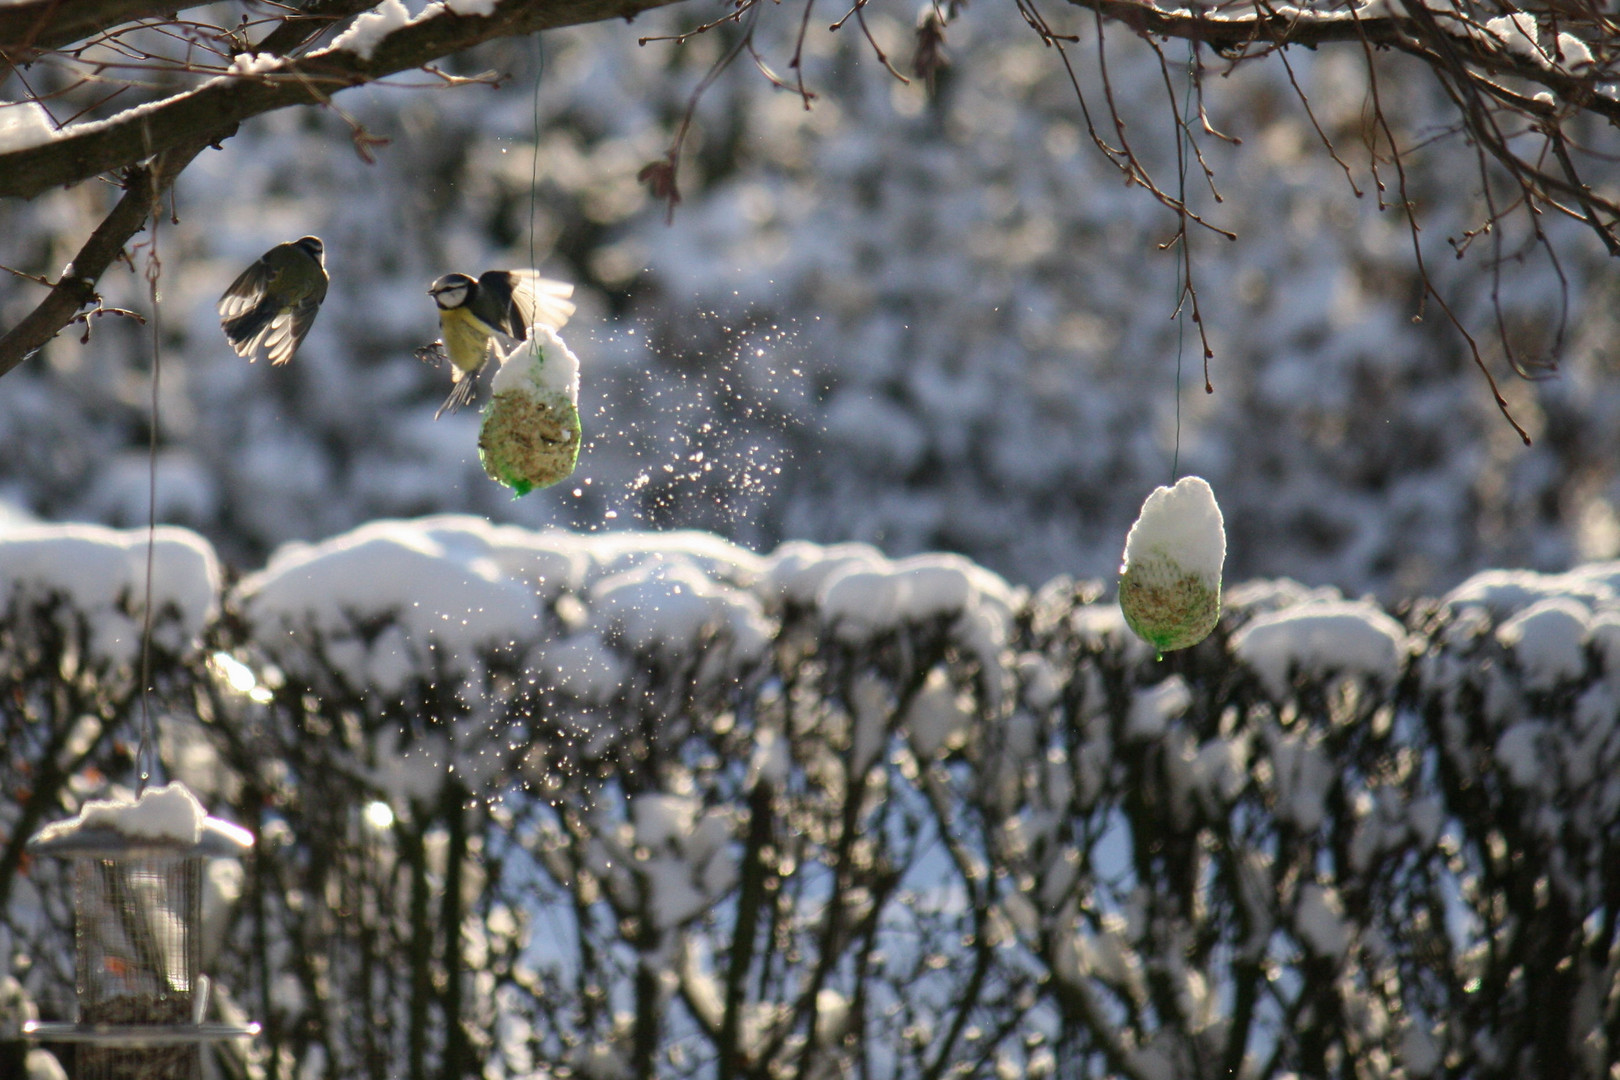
[1063,0,1619,117]
[0,0,690,202]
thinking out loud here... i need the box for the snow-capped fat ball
[478,328,582,496]
[1118,476,1226,654]
[1122,476,1225,581]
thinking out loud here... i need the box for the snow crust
[1231,599,1406,698]
[1495,596,1590,690]
[1442,566,1617,619]
[48,782,205,844]
[1555,32,1593,67]
[227,53,286,76]
[329,0,412,60]
[492,325,580,401]
[1295,883,1350,957]
[32,781,253,850]
[904,667,973,759]
[1484,13,1546,61]
[226,517,1016,710]
[234,516,542,670]
[1121,476,1225,583]
[0,100,57,152]
[326,0,500,64]
[1126,676,1190,741]
[0,522,219,666]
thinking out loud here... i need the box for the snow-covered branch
[0,0,689,202]
[1063,0,1620,127]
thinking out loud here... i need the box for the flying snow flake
[1118,476,1225,654]
[479,327,582,495]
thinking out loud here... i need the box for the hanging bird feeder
[478,325,583,496]
[24,782,258,1080]
[1119,475,1227,655]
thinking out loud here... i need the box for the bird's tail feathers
[435,372,478,419]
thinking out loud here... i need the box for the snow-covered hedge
[3,519,1618,1079]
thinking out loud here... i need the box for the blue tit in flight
[428,269,575,417]
[217,236,329,366]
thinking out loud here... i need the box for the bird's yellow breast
[439,307,498,378]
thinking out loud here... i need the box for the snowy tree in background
[3,520,1620,1078]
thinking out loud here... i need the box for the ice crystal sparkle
[1119,476,1226,654]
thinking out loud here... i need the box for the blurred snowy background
[3,0,1619,599]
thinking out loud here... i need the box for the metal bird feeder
[24,785,259,1080]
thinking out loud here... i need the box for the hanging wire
[1170,45,1197,485]
[528,35,545,275]
[137,161,166,796]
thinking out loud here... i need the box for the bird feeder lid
[27,782,253,860]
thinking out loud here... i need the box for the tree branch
[0,0,376,73]
[0,131,216,380]
[0,0,692,201]
[1058,0,1620,125]
[0,0,200,58]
